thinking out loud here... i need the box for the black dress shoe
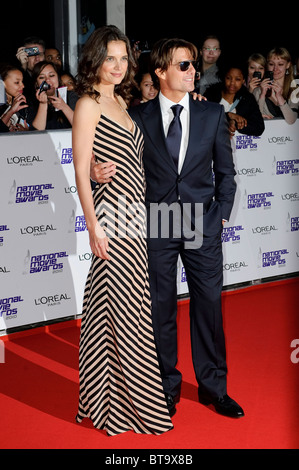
[165,394,176,417]
[198,393,244,418]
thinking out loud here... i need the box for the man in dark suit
[93,37,244,419]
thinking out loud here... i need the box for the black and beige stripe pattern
[76,115,173,436]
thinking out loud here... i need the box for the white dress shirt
[159,91,190,174]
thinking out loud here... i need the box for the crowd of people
[0,36,78,132]
[1,33,298,133]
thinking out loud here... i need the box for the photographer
[29,61,78,130]
[15,36,45,100]
[253,47,298,124]
[246,53,266,94]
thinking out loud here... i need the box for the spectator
[198,35,222,94]
[29,61,78,130]
[45,47,63,71]
[204,64,265,136]
[246,53,266,93]
[130,71,158,106]
[15,36,46,99]
[60,71,77,91]
[0,64,30,132]
[253,47,299,124]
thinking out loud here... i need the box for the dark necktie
[166,104,183,169]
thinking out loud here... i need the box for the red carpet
[1,277,298,451]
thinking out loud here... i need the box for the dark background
[125,2,298,65]
[0,1,297,68]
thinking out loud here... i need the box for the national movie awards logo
[0,295,24,320]
[290,216,299,232]
[0,224,9,247]
[246,191,274,209]
[8,181,54,205]
[222,225,244,243]
[257,247,289,268]
[75,215,87,232]
[285,213,299,232]
[235,135,261,151]
[274,157,299,175]
[22,251,69,274]
[60,147,73,165]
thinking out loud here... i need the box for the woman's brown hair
[76,25,137,105]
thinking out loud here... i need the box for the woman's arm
[1,95,28,127]
[32,89,48,130]
[48,93,75,125]
[72,97,110,259]
[254,81,273,119]
[234,94,265,136]
[271,82,298,125]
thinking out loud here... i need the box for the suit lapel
[139,97,178,172]
[181,97,208,174]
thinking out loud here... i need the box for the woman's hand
[36,88,48,104]
[89,221,110,260]
[270,81,285,105]
[260,77,272,97]
[10,119,30,132]
[248,77,261,93]
[11,94,28,114]
[48,92,67,111]
[48,92,74,125]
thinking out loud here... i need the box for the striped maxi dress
[76,113,173,436]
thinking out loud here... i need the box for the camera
[265,71,274,82]
[253,71,262,80]
[265,71,274,97]
[38,80,51,95]
[24,47,40,57]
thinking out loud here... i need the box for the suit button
[177,177,182,183]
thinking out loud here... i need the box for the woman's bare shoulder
[75,94,101,123]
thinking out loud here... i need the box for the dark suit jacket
[129,95,236,248]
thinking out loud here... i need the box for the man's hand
[90,154,116,184]
[191,92,207,101]
[16,47,29,70]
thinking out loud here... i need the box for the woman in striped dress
[72,26,173,436]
